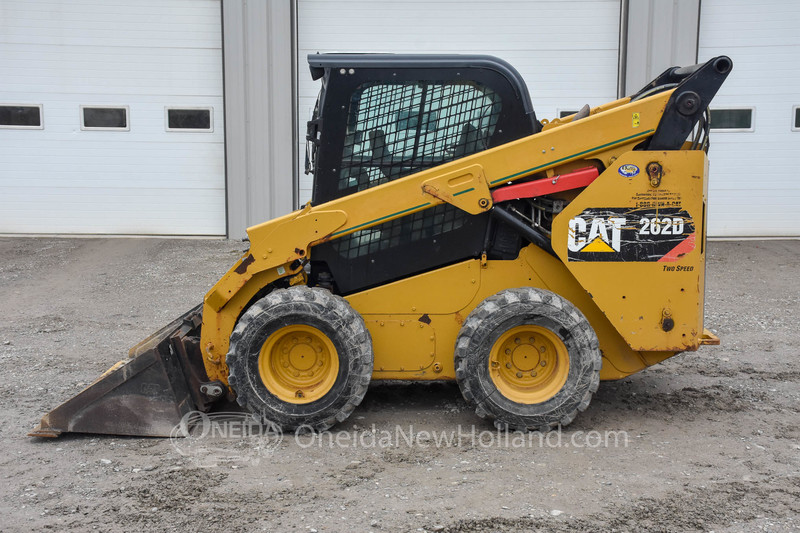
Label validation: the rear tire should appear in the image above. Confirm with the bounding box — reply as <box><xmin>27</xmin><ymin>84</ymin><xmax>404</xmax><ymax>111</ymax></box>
<box><xmin>454</xmin><ymin>287</ymin><xmax>601</xmax><ymax>432</ymax></box>
<box><xmin>226</xmin><ymin>286</ymin><xmax>373</xmax><ymax>432</ymax></box>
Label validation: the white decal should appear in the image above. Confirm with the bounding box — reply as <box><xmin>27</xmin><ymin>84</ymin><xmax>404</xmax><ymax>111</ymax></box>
<box><xmin>568</xmin><ymin>217</ymin><xmax>587</xmax><ymax>252</ymax></box>
<box><xmin>568</xmin><ymin>216</ymin><xmax>625</xmax><ymax>253</ymax></box>
<box><xmin>638</xmin><ymin>217</ymin><xmax>684</xmax><ymax>235</ymax></box>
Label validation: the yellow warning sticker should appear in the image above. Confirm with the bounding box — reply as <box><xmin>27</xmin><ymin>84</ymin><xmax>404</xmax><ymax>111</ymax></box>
<box><xmin>632</xmin><ymin>112</ymin><xmax>640</xmax><ymax>128</ymax></box>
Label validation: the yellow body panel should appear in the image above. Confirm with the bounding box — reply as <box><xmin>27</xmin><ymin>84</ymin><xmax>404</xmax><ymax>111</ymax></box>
<box><xmin>364</xmin><ymin>319</ymin><xmax>437</xmax><ymax>373</ymax></box>
<box><xmin>420</xmin><ymin>164</ymin><xmax>492</xmax><ymax>215</ymax></box>
<box><xmin>198</xmin><ymin>88</ymin><xmax>710</xmax><ymax>386</ymax></box>
<box><xmin>552</xmin><ymin>151</ymin><xmax>708</xmax><ymax>352</ymax></box>
<box><xmin>348</xmin><ymin>245</ymin><xmax>667</xmax><ymax>381</ymax></box>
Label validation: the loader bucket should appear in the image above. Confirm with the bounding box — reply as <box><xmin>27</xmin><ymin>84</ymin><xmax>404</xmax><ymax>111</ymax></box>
<box><xmin>29</xmin><ymin>305</ymin><xmax>212</xmax><ymax>438</ymax></box>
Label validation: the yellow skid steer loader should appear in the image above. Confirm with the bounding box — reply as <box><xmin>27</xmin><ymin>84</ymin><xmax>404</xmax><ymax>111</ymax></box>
<box><xmin>31</xmin><ymin>54</ymin><xmax>731</xmax><ymax>437</ymax></box>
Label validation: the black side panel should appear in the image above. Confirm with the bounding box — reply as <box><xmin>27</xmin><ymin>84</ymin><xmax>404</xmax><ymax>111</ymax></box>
<box><xmin>313</xmin><ymin>205</ymin><xmax>488</xmax><ymax>294</ymax></box>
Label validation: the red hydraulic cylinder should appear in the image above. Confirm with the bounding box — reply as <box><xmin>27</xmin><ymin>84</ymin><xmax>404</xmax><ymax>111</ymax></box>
<box><xmin>491</xmin><ymin>166</ymin><xmax>600</xmax><ymax>203</ymax></box>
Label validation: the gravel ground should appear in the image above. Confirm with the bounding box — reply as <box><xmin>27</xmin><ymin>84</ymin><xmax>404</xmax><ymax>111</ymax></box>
<box><xmin>0</xmin><ymin>237</ymin><xmax>797</xmax><ymax>532</ymax></box>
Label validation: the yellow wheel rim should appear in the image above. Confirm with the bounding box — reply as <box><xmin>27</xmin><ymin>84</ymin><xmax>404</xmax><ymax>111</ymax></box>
<box><xmin>488</xmin><ymin>325</ymin><xmax>570</xmax><ymax>404</ymax></box>
<box><xmin>258</xmin><ymin>324</ymin><xmax>339</xmax><ymax>404</ymax></box>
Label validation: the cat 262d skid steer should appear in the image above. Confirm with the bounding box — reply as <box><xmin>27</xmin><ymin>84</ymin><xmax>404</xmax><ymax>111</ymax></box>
<box><xmin>31</xmin><ymin>54</ymin><xmax>731</xmax><ymax>437</ymax></box>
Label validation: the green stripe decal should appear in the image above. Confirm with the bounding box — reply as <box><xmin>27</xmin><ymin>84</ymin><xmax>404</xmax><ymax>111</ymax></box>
<box><xmin>489</xmin><ymin>129</ymin><xmax>655</xmax><ymax>185</ymax></box>
<box><xmin>330</xmin><ymin>130</ymin><xmax>653</xmax><ymax>239</ymax></box>
<box><xmin>331</xmin><ymin>202</ymin><xmax>431</xmax><ymax>237</ymax></box>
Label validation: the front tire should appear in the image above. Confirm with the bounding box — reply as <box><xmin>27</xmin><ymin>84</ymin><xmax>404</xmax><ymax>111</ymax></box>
<box><xmin>455</xmin><ymin>287</ymin><xmax>601</xmax><ymax>431</ymax></box>
<box><xmin>226</xmin><ymin>286</ymin><xmax>373</xmax><ymax>431</ymax></box>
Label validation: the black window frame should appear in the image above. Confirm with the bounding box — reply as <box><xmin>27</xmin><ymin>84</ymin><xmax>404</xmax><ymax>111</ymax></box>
<box><xmin>709</xmin><ymin>107</ymin><xmax>754</xmax><ymax>132</ymax></box>
<box><xmin>0</xmin><ymin>104</ymin><xmax>44</xmax><ymax>129</ymax></box>
<box><xmin>307</xmin><ymin>56</ymin><xmax>539</xmax><ymax>205</ymax></box>
<box><xmin>164</xmin><ymin>107</ymin><xmax>213</xmax><ymax>132</ymax></box>
<box><xmin>80</xmin><ymin>105</ymin><xmax>130</xmax><ymax>131</ymax></box>
<box><xmin>792</xmin><ymin>105</ymin><xmax>799</xmax><ymax>132</ymax></box>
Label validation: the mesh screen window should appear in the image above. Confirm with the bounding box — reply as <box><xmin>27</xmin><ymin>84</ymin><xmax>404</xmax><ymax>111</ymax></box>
<box><xmin>331</xmin><ymin>203</ymin><xmax>469</xmax><ymax>259</ymax></box>
<box><xmin>338</xmin><ymin>82</ymin><xmax>501</xmax><ymax>193</ymax></box>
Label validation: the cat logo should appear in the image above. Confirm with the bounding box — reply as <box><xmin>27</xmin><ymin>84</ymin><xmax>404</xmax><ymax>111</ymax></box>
<box><xmin>567</xmin><ymin>207</ymin><xmax>695</xmax><ymax>262</ymax></box>
<box><xmin>568</xmin><ymin>216</ymin><xmax>625</xmax><ymax>253</ymax></box>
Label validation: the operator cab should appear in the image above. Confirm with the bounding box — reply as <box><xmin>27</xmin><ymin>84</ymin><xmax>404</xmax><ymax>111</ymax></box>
<box><xmin>305</xmin><ymin>54</ymin><xmax>540</xmax><ymax>293</ymax></box>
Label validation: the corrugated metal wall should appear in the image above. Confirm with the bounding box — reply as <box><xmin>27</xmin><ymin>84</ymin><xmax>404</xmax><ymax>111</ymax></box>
<box><xmin>222</xmin><ymin>0</ymin><xmax>296</xmax><ymax>240</ymax></box>
<box><xmin>622</xmin><ymin>0</ymin><xmax>700</xmax><ymax>94</ymax></box>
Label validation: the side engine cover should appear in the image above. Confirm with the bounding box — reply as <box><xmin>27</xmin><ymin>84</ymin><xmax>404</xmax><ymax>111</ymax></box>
<box><xmin>552</xmin><ymin>150</ymin><xmax>708</xmax><ymax>352</ymax></box>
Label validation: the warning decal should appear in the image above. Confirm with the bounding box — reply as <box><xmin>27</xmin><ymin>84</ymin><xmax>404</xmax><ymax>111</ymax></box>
<box><xmin>567</xmin><ymin>208</ymin><xmax>695</xmax><ymax>262</ymax></box>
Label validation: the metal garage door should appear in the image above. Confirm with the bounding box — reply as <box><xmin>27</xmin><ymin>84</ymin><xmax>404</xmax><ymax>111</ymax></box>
<box><xmin>0</xmin><ymin>0</ymin><xmax>225</xmax><ymax>235</ymax></box>
<box><xmin>699</xmin><ymin>0</ymin><xmax>800</xmax><ymax>237</ymax></box>
<box><xmin>296</xmin><ymin>0</ymin><xmax>622</xmax><ymax>204</ymax></box>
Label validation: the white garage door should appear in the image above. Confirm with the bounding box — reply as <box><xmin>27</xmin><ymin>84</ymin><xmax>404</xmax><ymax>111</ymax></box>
<box><xmin>0</xmin><ymin>0</ymin><xmax>225</xmax><ymax>235</ymax></box>
<box><xmin>699</xmin><ymin>0</ymin><xmax>800</xmax><ymax>237</ymax></box>
<box><xmin>297</xmin><ymin>0</ymin><xmax>621</xmax><ymax>204</ymax></box>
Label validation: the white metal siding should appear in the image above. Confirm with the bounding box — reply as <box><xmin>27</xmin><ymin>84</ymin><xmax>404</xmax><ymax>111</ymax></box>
<box><xmin>699</xmin><ymin>0</ymin><xmax>800</xmax><ymax>237</ymax></box>
<box><xmin>297</xmin><ymin>0</ymin><xmax>621</xmax><ymax>204</ymax></box>
<box><xmin>0</xmin><ymin>0</ymin><xmax>225</xmax><ymax>235</ymax></box>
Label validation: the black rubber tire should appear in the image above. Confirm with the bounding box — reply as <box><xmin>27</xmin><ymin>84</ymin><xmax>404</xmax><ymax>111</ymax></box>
<box><xmin>454</xmin><ymin>287</ymin><xmax>601</xmax><ymax>432</ymax></box>
<box><xmin>226</xmin><ymin>286</ymin><xmax>373</xmax><ymax>432</ymax></box>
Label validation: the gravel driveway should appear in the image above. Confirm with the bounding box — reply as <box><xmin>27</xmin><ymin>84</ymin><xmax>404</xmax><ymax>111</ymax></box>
<box><xmin>0</xmin><ymin>237</ymin><xmax>797</xmax><ymax>532</ymax></box>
